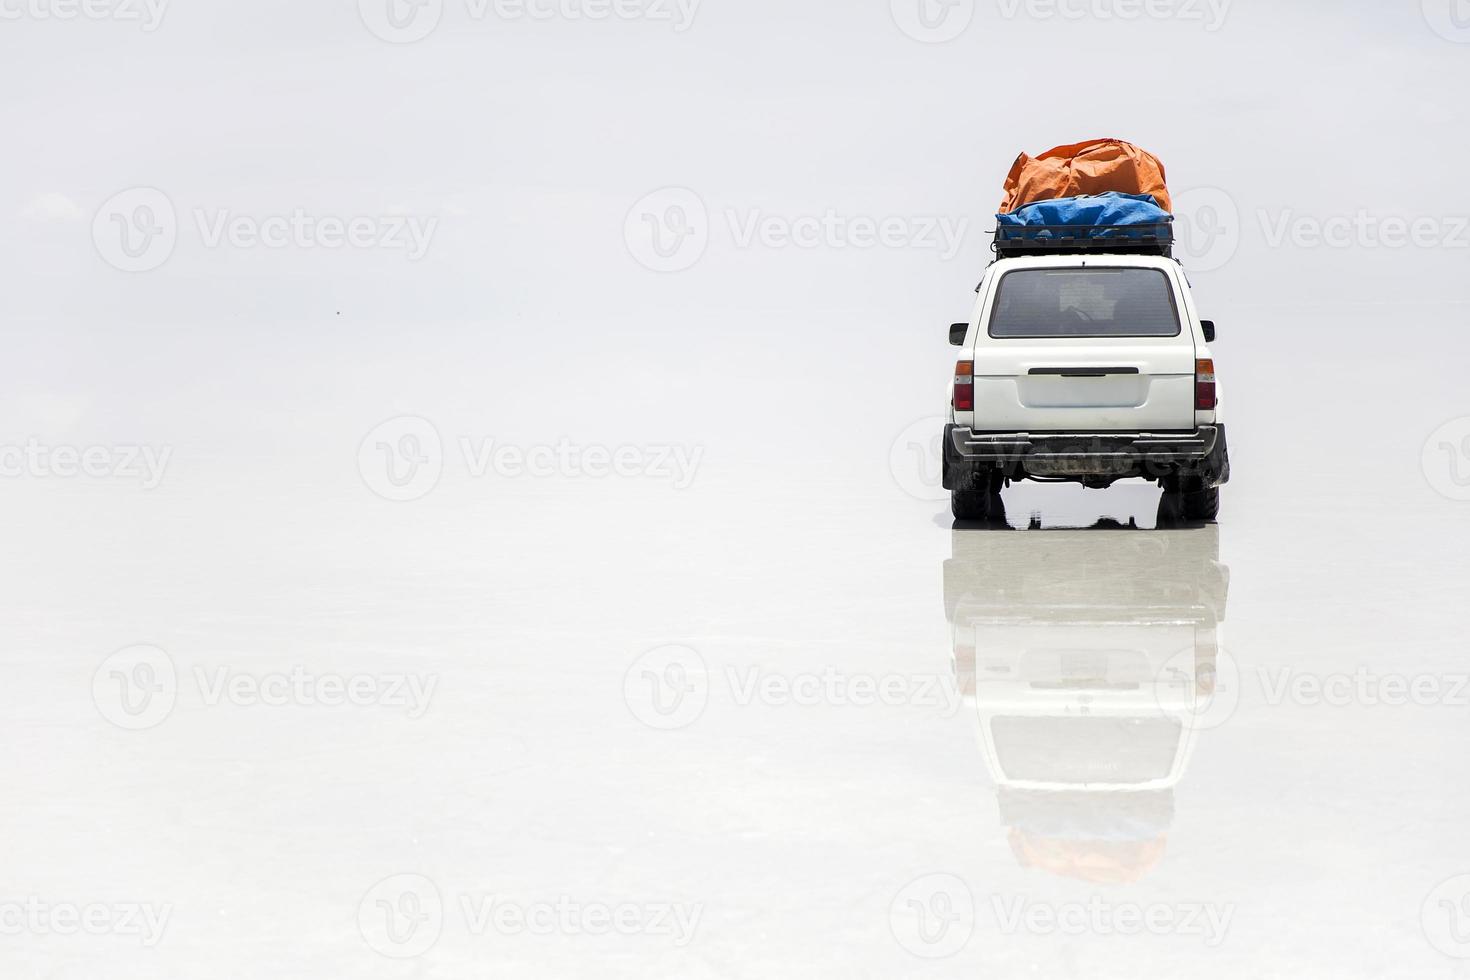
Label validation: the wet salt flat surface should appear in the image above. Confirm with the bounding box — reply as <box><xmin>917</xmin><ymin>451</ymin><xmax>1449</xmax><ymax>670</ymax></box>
<box><xmin>3</xmin><ymin>458</ymin><xmax>1468</xmax><ymax>979</ymax></box>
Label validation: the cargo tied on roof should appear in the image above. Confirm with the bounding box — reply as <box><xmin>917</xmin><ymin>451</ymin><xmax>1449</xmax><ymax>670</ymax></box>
<box><xmin>999</xmin><ymin>139</ymin><xmax>1172</xmax><ymax>215</ymax></box>
<box><xmin>994</xmin><ymin>192</ymin><xmax>1174</xmax><ymax>258</ymax></box>
<box><xmin>991</xmin><ymin>140</ymin><xmax>1176</xmax><ymax>258</ymax></box>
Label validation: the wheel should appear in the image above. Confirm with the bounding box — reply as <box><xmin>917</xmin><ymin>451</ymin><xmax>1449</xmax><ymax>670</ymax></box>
<box><xmin>951</xmin><ymin>488</ymin><xmax>992</xmax><ymax>521</ymax></box>
<box><xmin>951</xmin><ymin>470</ymin><xmax>1004</xmax><ymax>522</ymax></box>
<box><xmin>1181</xmin><ymin>485</ymin><xmax>1220</xmax><ymax>521</ymax></box>
<box><xmin>1155</xmin><ymin>490</ymin><xmax>1184</xmax><ymax>528</ymax></box>
<box><xmin>1161</xmin><ymin>475</ymin><xmax>1220</xmax><ymax>523</ymax></box>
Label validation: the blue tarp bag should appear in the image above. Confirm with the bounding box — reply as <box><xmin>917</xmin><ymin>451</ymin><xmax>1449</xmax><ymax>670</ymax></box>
<box><xmin>995</xmin><ymin>192</ymin><xmax>1173</xmax><ymax>248</ymax></box>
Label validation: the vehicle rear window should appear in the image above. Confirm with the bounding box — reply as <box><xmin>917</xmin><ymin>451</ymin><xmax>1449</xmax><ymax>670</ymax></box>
<box><xmin>991</xmin><ymin>716</ymin><xmax>1182</xmax><ymax>784</ymax></box>
<box><xmin>989</xmin><ymin>268</ymin><xmax>1181</xmax><ymax>339</ymax></box>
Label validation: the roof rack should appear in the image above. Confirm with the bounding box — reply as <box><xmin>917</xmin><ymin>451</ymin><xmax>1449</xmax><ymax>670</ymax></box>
<box><xmin>992</xmin><ymin>222</ymin><xmax>1174</xmax><ymax>259</ymax></box>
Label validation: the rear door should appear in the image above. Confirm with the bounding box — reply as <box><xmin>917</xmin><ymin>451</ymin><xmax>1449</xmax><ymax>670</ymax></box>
<box><xmin>971</xmin><ymin>264</ymin><xmax>1197</xmax><ymax>432</ymax></box>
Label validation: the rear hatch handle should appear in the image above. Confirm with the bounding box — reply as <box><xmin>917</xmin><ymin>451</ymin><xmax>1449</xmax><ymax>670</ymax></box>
<box><xmin>1028</xmin><ymin>367</ymin><xmax>1142</xmax><ymax>379</ymax></box>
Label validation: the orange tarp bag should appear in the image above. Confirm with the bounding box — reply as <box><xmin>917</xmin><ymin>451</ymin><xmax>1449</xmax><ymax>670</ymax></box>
<box><xmin>999</xmin><ymin>139</ymin><xmax>1172</xmax><ymax>215</ymax></box>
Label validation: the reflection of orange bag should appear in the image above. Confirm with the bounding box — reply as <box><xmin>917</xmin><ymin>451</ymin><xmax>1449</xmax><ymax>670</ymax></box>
<box><xmin>999</xmin><ymin>139</ymin><xmax>1171</xmax><ymax>214</ymax></box>
<box><xmin>1009</xmin><ymin>829</ymin><xmax>1169</xmax><ymax>885</ymax></box>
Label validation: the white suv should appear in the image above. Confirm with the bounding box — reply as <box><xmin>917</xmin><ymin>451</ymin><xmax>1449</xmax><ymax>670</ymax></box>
<box><xmin>944</xmin><ymin>252</ymin><xmax>1230</xmax><ymax>522</ymax></box>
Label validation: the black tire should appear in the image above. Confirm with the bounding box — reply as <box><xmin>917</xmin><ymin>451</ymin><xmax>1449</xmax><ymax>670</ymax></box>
<box><xmin>951</xmin><ymin>488</ymin><xmax>992</xmax><ymax>521</ymax></box>
<box><xmin>1155</xmin><ymin>490</ymin><xmax>1184</xmax><ymax>528</ymax></box>
<box><xmin>1181</xmin><ymin>485</ymin><xmax>1221</xmax><ymax>522</ymax></box>
<box><xmin>952</xmin><ymin>471</ymin><xmax>1004</xmax><ymax>522</ymax></box>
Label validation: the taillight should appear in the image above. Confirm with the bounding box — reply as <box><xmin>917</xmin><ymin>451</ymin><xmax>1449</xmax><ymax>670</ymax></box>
<box><xmin>954</xmin><ymin>361</ymin><xmax>974</xmax><ymax>412</ymax></box>
<box><xmin>1196</xmin><ymin>358</ymin><xmax>1216</xmax><ymax>411</ymax></box>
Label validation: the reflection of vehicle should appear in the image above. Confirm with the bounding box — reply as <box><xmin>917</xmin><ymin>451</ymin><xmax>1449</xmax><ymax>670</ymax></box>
<box><xmin>943</xmin><ymin>522</ymin><xmax>1229</xmax><ymax>883</ymax></box>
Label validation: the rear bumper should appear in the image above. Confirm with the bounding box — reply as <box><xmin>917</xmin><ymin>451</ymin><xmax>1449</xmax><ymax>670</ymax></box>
<box><xmin>944</xmin><ymin>424</ymin><xmax>1230</xmax><ymax>486</ymax></box>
